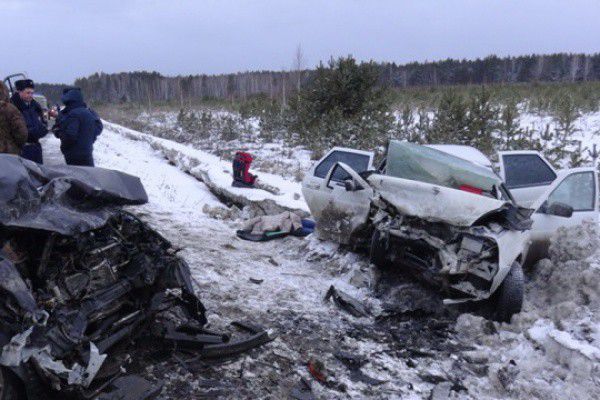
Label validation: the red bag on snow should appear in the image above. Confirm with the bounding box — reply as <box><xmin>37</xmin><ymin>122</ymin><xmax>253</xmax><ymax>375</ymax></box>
<box><xmin>232</xmin><ymin>151</ymin><xmax>256</xmax><ymax>186</ymax></box>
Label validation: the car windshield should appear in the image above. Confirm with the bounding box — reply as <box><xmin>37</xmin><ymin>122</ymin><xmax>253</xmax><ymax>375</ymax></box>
<box><xmin>385</xmin><ymin>141</ymin><xmax>502</xmax><ymax>192</ymax></box>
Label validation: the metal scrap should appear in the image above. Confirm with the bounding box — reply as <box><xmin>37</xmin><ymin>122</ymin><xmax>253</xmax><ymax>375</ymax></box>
<box><xmin>324</xmin><ymin>285</ymin><xmax>369</xmax><ymax>318</ymax></box>
<box><xmin>68</xmin><ymin>343</ymin><xmax>107</xmax><ymax>388</ymax></box>
<box><xmin>0</xmin><ymin>210</ymin><xmax>272</xmax><ymax>398</ymax></box>
<box><xmin>0</xmin><ymin>327</ymin><xmax>32</xmax><ymax>367</ymax></box>
<box><xmin>334</xmin><ymin>350</ymin><xmax>387</xmax><ymax>386</ymax></box>
<box><xmin>96</xmin><ymin>376</ymin><xmax>163</xmax><ymax>400</ymax></box>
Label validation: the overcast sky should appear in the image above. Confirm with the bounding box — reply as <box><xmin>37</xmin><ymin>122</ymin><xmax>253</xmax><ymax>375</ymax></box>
<box><xmin>1</xmin><ymin>0</ymin><xmax>598</xmax><ymax>83</ymax></box>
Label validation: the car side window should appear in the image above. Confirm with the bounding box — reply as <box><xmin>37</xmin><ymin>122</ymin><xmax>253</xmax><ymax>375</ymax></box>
<box><xmin>314</xmin><ymin>151</ymin><xmax>370</xmax><ymax>179</ymax></box>
<box><xmin>546</xmin><ymin>172</ymin><xmax>595</xmax><ymax>211</ymax></box>
<box><xmin>503</xmin><ymin>154</ymin><xmax>557</xmax><ymax>188</ymax></box>
<box><xmin>327</xmin><ymin>164</ymin><xmax>351</xmax><ymax>184</ymax></box>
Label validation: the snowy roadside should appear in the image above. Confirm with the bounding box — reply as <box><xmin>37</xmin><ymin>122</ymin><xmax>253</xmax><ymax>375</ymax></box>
<box><xmin>41</xmin><ymin>123</ymin><xmax>600</xmax><ymax>399</ymax></box>
<box><xmin>102</xmin><ymin>121</ymin><xmax>308</xmax><ymax>215</ymax></box>
<box><xmin>455</xmin><ymin>221</ymin><xmax>600</xmax><ymax>400</ymax></box>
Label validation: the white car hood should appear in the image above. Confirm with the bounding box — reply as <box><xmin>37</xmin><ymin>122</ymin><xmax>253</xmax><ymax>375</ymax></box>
<box><xmin>368</xmin><ymin>174</ymin><xmax>510</xmax><ymax>227</ymax></box>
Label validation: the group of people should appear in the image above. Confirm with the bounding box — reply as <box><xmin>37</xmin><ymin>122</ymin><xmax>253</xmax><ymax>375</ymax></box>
<box><xmin>0</xmin><ymin>79</ymin><xmax>102</xmax><ymax>166</ymax></box>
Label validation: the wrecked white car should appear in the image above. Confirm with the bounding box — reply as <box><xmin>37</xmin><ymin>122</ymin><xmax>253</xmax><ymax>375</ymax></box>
<box><xmin>303</xmin><ymin>141</ymin><xmax>534</xmax><ymax>322</ymax></box>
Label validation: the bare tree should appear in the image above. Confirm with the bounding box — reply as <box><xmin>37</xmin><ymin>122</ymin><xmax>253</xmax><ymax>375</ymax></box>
<box><xmin>292</xmin><ymin>44</ymin><xmax>305</xmax><ymax>91</ymax></box>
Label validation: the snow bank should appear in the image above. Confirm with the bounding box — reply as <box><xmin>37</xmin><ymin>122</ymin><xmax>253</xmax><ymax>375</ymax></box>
<box><xmin>103</xmin><ymin>121</ymin><xmax>309</xmax><ymax>216</ymax></box>
<box><xmin>456</xmin><ymin>221</ymin><xmax>600</xmax><ymax>399</ymax></box>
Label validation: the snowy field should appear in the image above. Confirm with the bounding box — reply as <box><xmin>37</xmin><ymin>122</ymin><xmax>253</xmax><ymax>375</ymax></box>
<box><xmin>41</xmin><ymin>121</ymin><xmax>600</xmax><ymax>399</ymax></box>
<box><xmin>133</xmin><ymin>107</ymin><xmax>600</xmax><ymax>169</ymax></box>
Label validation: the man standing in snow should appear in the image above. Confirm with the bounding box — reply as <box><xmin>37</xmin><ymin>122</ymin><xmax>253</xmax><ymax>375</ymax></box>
<box><xmin>0</xmin><ymin>83</ymin><xmax>27</xmax><ymax>155</ymax></box>
<box><xmin>10</xmin><ymin>79</ymin><xmax>48</xmax><ymax>163</ymax></box>
<box><xmin>54</xmin><ymin>87</ymin><xmax>103</xmax><ymax>167</ymax></box>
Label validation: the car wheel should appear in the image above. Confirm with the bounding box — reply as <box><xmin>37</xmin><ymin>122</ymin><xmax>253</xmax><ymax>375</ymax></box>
<box><xmin>0</xmin><ymin>367</ymin><xmax>25</xmax><ymax>400</ymax></box>
<box><xmin>370</xmin><ymin>229</ymin><xmax>389</xmax><ymax>268</ymax></box>
<box><xmin>492</xmin><ymin>261</ymin><xmax>524</xmax><ymax>323</ymax></box>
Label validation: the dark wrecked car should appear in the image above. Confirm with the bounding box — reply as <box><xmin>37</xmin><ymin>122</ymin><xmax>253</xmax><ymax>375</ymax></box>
<box><xmin>0</xmin><ymin>155</ymin><xmax>271</xmax><ymax>399</ymax></box>
<box><xmin>302</xmin><ymin>141</ymin><xmax>534</xmax><ymax>322</ymax></box>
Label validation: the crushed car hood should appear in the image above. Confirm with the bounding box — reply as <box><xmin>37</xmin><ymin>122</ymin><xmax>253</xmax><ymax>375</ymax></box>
<box><xmin>368</xmin><ymin>174</ymin><xmax>518</xmax><ymax>227</ymax></box>
<box><xmin>0</xmin><ymin>155</ymin><xmax>148</xmax><ymax>235</ymax></box>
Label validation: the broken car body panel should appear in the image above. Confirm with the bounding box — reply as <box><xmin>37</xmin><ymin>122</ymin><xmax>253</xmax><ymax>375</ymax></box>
<box><xmin>0</xmin><ymin>154</ymin><xmax>148</xmax><ymax>235</ymax></box>
<box><xmin>368</xmin><ymin>174</ymin><xmax>508</xmax><ymax>227</ymax></box>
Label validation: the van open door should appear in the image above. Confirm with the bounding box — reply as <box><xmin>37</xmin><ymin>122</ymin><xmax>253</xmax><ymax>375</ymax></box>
<box><xmin>498</xmin><ymin>151</ymin><xmax>558</xmax><ymax>207</ymax></box>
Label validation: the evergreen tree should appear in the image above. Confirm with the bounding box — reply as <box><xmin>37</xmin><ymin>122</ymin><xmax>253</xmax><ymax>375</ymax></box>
<box><xmin>466</xmin><ymin>87</ymin><xmax>499</xmax><ymax>154</ymax></box>
<box><xmin>287</xmin><ymin>56</ymin><xmax>393</xmax><ymax>150</ymax></box>
<box><xmin>429</xmin><ymin>91</ymin><xmax>469</xmax><ymax>144</ymax></box>
<box><xmin>498</xmin><ymin>100</ymin><xmax>525</xmax><ymax>150</ymax></box>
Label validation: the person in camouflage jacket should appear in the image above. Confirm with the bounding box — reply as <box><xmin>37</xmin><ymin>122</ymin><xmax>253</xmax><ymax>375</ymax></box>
<box><xmin>0</xmin><ymin>83</ymin><xmax>27</xmax><ymax>155</ymax></box>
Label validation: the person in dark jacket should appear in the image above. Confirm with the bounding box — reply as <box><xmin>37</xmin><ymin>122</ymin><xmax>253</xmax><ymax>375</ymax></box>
<box><xmin>0</xmin><ymin>83</ymin><xmax>27</xmax><ymax>155</ymax></box>
<box><xmin>10</xmin><ymin>79</ymin><xmax>48</xmax><ymax>163</ymax></box>
<box><xmin>54</xmin><ymin>87</ymin><xmax>102</xmax><ymax>166</ymax></box>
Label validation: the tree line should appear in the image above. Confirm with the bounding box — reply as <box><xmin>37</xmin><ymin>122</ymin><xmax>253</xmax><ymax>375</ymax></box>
<box><xmin>37</xmin><ymin>53</ymin><xmax>600</xmax><ymax>104</ymax></box>
<box><xmin>120</xmin><ymin>56</ymin><xmax>592</xmax><ymax>168</ymax></box>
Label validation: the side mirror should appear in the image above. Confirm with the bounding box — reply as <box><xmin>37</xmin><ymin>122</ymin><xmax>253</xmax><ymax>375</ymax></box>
<box><xmin>344</xmin><ymin>180</ymin><xmax>363</xmax><ymax>191</ymax></box>
<box><xmin>546</xmin><ymin>201</ymin><xmax>574</xmax><ymax>218</ymax></box>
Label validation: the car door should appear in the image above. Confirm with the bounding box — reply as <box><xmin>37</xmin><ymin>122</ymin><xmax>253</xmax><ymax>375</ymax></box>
<box><xmin>498</xmin><ymin>151</ymin><xmax>558</xmax><ymax>207</ymax></box>
<box><xmin>526</xmin><ymin>168</ymin><xmax>598</xmax><ymax>264</ymax></box>
<box><xmin>313</xmin><ymin>162</ymin><xmax>373</xmax><ymax>244</ymax></box>
<box><xmin>302</xmin><ymin>148</ymin><xmax>374</xmax><ymax>219</ymax></box>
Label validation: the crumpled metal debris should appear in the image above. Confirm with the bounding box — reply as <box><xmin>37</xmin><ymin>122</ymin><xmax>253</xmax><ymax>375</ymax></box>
<box><xmin>334</xmin><ymin>350</ymin><xmax>386</xmax><ymax>386</ymax></box>
<box><xmin>324</xmin><ymin>285</ymin><xmax>369</xmax><ymax>318</ymax></box>
<box><xmin>96</xmin><ymin>375</ymin><xmax>163</xmax><ymax>400</ymax></box>
<box><xmin>0</xmin><ymin>209</ymin><xmax>272</xmax><ymax>399</ymax></box>
<box><xmin>0</xmin><ymin>154</ymin><xmax>148</xmax><ymax>235</ymax></box>
<box><xmin>68</xmin><ymin>343</ymin><xmax>107</xmax><ymax>387</ymax></box>
<box><xmin>0</xmin><ymin>327</ymin><xmax>33</xmax><ymax>367</ymax></box>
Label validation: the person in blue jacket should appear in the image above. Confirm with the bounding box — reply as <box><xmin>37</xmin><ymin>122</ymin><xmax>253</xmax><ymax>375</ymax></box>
<box><xmin>10</xmin><ymin>79</ymin><xmax>48</xmax><ymax>163</ymax></box>
<box><xmin>54</xmin><ymin>87</ymin><xmax>103</xmax><ymax>167</ymax></box>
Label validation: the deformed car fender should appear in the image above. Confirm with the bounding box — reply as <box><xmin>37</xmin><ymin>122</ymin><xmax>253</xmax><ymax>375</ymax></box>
<box><xmin>484</xmin><ymin>228</ymin><xmax>529</xmax><ymax>296</ymax></box>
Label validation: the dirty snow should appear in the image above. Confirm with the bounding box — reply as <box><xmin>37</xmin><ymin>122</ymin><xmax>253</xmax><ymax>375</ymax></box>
<box><xmin>41</xmin><ymin>119</ymin><xmax>600</xmax><ymax>399</ymax></box>
<box><xmin>455</xmin><ymin>221</ymin><xmax>600</xmax><ymax>400</ymax></box>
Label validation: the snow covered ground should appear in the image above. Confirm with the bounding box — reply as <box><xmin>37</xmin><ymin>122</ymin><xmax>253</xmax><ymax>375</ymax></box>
<box><xmin>41</xmin><ymin>121</ymin><xmax>600</xmax><ymax>399</ymax></box>
<box><xmin>132</xmin><ymin>109</ymin><xmax>314</xmax><ymax>181</ymax></box>
<box><xmin>103</xmin><ymin>121</ymin><xmax>308</xmax><ymax>214</ymax></box>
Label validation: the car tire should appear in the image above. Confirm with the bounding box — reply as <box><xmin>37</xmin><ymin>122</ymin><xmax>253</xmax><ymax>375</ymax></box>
<box><xmin>492</xmin><ymin>261</ymin><xmax>524</xmax><ymax>323</ymax></box>
<box><xmin>0</xmin><ymin>367</ymin><xmax>25</xmax><ymax>400</ymax></box>
<box><xmin>370</xmin><ymin>229</ymin><xmax>389</xmax><ymax>268</ymax></box>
